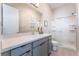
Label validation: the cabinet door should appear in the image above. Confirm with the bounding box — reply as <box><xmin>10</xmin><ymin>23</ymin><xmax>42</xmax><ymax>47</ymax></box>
<box><xmin>48</xmin><ymin>38</ymin><xmax>52</xmax><ymax>53</ymax></box>
<box><xmin>0</xmin><ymin>3</ymin><xmax>1</xmax><ymax>35</ymax></box>
<box><xmin>44</xmin><ymin>41</ymin><xmax>48</xmax><ymax>56</ymax></box>
<box><xmin>40</xmin><ymin>41</ymin><xmax>48</xmax><ymax>56</ymax></box>
<box><xmin>33</xmin><ymin>46</ymin><xmax>41</xmax><ymax>56</ymax></box>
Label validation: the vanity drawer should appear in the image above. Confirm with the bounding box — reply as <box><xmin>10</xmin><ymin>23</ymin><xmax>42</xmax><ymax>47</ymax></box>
<box><xmin>11</xmin><ymin>43</ymin><xmax>32</xmax><ymax>56</ymax></box>
<box><xmin>33</xmin><ymin>38</ymin><xmax>48</xmax><ymax>48</ymax></box>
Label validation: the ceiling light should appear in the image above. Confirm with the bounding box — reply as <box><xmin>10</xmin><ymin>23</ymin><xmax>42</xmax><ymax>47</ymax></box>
<box><xmin>31</xmin><ymin>3</ymin><xmax>40</xmax><ymax>8</ymax></box>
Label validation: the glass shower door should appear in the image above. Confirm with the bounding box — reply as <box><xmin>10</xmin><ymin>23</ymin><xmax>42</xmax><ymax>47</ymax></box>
<box><xmin>51</xmin><ymin>15</ymin><xmax>77</xmax><ymax>50</ymax></box>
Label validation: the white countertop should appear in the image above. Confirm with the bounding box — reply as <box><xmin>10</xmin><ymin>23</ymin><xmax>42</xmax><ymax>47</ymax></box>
<box><xmin>1</xmin><ymin>33</ymin><xmax>51</xmax><ymax>53</ymax></box>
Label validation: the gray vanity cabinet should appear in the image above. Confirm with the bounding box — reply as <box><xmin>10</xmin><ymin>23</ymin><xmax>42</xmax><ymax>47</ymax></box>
<box><xmin>1</xmin><ymin>36</ymin><xmax>51</xmax><ymax>56</ymax></box>
<box><xmin>2</xmin><ymin>51</ymin><xmax>11</xmax><ymax>56</ymax></box>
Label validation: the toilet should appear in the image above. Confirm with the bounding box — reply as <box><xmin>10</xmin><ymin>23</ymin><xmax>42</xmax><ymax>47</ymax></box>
<box><xmin>51</xmin><ymin>40</ymin><xmax>59</xmax><ymax>52</ymax></box>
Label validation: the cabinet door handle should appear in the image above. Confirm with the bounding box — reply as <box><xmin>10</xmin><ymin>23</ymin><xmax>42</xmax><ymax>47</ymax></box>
<box><xmin>40</xmin><ymin>41</ymin><xmax>46</xmax><ymax>46</ymax></box>
<box><xmin>20</xmin><ymin>50</ymin><xmax>31</xmax><ymax>56</ymax></box>
<box><xmin>26</xmin><ymin>50</ymin><xmax>30</xmax><ymax>53</ymax></box>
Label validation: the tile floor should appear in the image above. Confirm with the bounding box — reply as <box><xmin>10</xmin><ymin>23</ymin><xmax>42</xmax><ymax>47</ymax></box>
<box><xmin>50</xmin><ymin>47</ymin><xmax>78</xmax><ymax>56</ymax></box>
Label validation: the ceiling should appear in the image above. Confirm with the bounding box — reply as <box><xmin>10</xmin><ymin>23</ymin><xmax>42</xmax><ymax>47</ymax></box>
<box><xmin>48</xmin><ymin>3</ymin><xmax>76</xmax><ymax>10</ymax></box>
<box><xmin>48</xmin><ymin>3</ymin><xmax>65</xmax><ymax>10</ymax></box>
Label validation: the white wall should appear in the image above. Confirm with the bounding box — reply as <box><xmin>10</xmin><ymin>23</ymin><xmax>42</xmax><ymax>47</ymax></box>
<box><xmin>38</xmin><ymin>4</ymin><xmax>53</xmax><ymax>33</ymax></box>
<box><xmin>76</xmin><ymin>4</ymin><xmax>79</xmax><ymax>51</ymax></box>
<box><xmin>53</xmin><ymin>4</ymin><xmax>76</xmax><ymax>18</ymax></box>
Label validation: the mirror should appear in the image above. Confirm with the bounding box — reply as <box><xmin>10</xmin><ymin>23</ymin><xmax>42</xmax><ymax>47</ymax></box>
<box><xmin>2</xmin><ymin>3</ymin><xmax>42</xmax><ymax>37</ymax></box>
<box><xmin>3</xmin><ymin>4</ymin><xmax>19</xmax><ymax>36</ymax></box>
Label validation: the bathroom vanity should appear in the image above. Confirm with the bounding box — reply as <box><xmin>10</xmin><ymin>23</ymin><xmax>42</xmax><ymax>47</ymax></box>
<box><xmin>1</xmin><ymin>33</ymin><xmax>52</xmax><ymax>56</ymax></box>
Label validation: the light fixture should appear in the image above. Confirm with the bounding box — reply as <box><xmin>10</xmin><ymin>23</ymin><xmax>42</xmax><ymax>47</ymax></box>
<box><xmin>31</xmin><ymin>3</ymin><xmax>40</xmax><ymax>8</ymax></box>
<box><xmin>35</xmin><ymin>3</ymin><xmax>40</xmax><ymax>7</ymax></box>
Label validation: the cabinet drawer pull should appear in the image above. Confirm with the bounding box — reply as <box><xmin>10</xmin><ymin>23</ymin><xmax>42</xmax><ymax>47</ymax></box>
<box><xmin>40</xmin><ymin>41</ymin><xmax>46</xmax><ymax>46</ymax></box>
<box><xmin>26</xmin><ymin>50</ymin><xmax>30</xmax><ymax>53</ymax></box>
<box><xmin>20</xmin><ymin>50</ymin><xmax>31</xmax><ymax>56</ymax></box>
